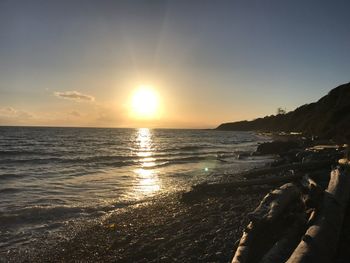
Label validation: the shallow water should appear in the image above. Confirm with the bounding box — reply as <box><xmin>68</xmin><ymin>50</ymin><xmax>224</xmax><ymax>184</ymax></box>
<box><xmin>0</xmin><ymin>127</ymin><xmax>272</xmax><ymax>254</ymax></box>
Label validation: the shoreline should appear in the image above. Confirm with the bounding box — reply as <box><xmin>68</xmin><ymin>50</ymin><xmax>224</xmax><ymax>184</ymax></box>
<box><xmin>5</xmin><ymin>135</ymin><xmax>349</xmax><ymax>262</ymax></box>
<box><xmin>1</xmin><ymin>137</ymin><xmax>303</xmax><ymax>262</ymax></box>
<box><xmin>18</xmin><ymin>187</ymin><xmax>270</xmax><ymax>263</ymax></box>
<box><xmin>0</xmin><ymin>128</ymin><xmax>272</xmax><ymax>260</ymax></box>
<box><xmin>5</xmin><ymin>156</ymin><xmax>276</xmax><ymax>262</ymax></box>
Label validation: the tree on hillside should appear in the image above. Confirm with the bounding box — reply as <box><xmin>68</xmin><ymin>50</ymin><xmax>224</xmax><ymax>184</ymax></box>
<box><xmin>276</xmin><ymin>107</ymin><xmax>287</xmax><ymax>115</ymax></box>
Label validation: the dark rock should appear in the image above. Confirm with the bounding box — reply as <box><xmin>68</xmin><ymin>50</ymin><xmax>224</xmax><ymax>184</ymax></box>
<box><xmin>301</xmin><ymin>151</ymin><xmax>343</xmax><ymax>164</ymax></box>
<box><xmin>256</xmin><ymin>141</ymin><xmax>299</xmax><ymax>155</ymax></box>
<box><xmin>270</xmin><ymin>158</ymin><xmax>287</xmax><ymax>167</ymax></box>
<box><xmin>295</xmin><ymin>150</ymin><xmax>312</xmax><ymax>162</ymax></box>
<box><xmin>280</xmin><ymin>149</ymin><xmax>301</xmax><ymax>162</ymax></box>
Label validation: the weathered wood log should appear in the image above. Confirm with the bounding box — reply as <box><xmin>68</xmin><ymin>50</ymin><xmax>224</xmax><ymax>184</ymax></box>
<box><xmin>231</xmin><ymin>183</ymin><xmax>302</xmax><ymax>263</ymax></box>
<box><xmin>235</xmin><ymin>160</ymin><xmax>334</xmax><ymax>179</ymax></box>
<box><xmin>300</xmin><ymin>175</ymin><xmax>318</xmax><ymax>190</ymax></box>
<box><xmin>231</xmin><ymin>222</ymin><xmax>254</xmax><ymax>263</ymax></box>
<box><xmin>191</xmin><ymin>173</ymin><xmax>303</xmax><ymax>195</ymax></box>
<box><xmin>300</xmin><ymin>175</ymin><xmax>324</xmax><ymax>210</ymax></box>
<box><xmin>260</xmin><ymin>217</ymin><xmax>306</xmax><ymax>263</ymax></box>
<box><xmin>248</xmin><ymin>183</ymin><xmax>301</xmax><ymax>223</ymax></box>
<box><xmin>339</xmin><ymin>158</ymin><xmax>350</xmax><ymax>165</ymax></box>
<box><xmin>286</xmin><ymin>165</ymin><xmax>350</xmax><ymax>263</ymax></box>
<box><xmin>231</xmin><ymin>220</ymin><xmax>282</xmax><ymax>263</ymax></box>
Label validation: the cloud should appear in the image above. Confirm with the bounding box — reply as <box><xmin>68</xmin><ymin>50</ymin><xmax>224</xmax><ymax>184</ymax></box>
<box><xmin>0</xmin><ymin>107</ymin><xmax>33</xmax><ymax>123</ymax></box>
<box><xmin>54</xmin><ymin>91</ymin><xmax>95</xmax><ymax>102</ymax></box>
<box><xmin>93</xmin><ymin>104</ymin><xmax>126</xmax><ymax>126</ymax></box>
<box><xmin>69</xmin><ymin>111</ymin><xmax>81</xmax><ymax>117</ymax></box>
<box><xmin>2</xmin><ymin>107</ymin><xmax>16</xmax><ymax>114</ymax></box>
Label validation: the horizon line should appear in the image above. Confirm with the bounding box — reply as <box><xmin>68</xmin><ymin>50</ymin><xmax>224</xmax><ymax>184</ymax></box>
<box><xmin>0</xmin><ymin>124</ymin><xmax>216</xmax><ymax>130</ymax></box>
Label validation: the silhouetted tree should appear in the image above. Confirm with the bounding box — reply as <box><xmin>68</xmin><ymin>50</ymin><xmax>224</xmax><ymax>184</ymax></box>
<box><xmin>276</xmin><ymin>107</ymin><xmax>287</xmax><ymax>115</ymax></box>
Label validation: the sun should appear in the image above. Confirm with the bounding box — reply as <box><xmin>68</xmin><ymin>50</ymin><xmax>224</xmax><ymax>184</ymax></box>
<box><xmin>131</xmin><ymin>86</ymin><xmax>159</xmax><ymax>118</ymax></box>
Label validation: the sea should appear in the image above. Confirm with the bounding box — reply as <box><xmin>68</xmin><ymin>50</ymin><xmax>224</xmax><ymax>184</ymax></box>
<box><xmin>0</xmin><ymin>127</ymin><xmax>273</xmax><ymax>256</ymax></box>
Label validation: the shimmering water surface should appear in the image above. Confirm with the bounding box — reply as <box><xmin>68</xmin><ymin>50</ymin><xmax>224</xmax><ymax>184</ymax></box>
<box><xmin>0</xmin><ymin>127</ymin><xmax>272</xmax><ymax>253</ymax></box>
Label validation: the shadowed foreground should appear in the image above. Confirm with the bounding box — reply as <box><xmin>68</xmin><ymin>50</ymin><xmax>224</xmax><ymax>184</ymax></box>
<box><xmin>21</xmin><ymin>190</ymin><xmax>267</xmax><ymax>262</ymax></box>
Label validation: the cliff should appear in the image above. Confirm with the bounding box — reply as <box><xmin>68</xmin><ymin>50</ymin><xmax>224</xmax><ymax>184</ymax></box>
<box><xmin>216</xmin><ymin>82</ymin><xmax>350</xmax><ymax>142</ymax></box>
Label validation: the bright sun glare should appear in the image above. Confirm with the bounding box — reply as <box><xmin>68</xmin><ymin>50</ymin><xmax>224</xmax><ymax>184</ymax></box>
<box><xmin>131</xmin><ymin>86</ymin><xmax>159</xmax><ymax>118</ymax></box>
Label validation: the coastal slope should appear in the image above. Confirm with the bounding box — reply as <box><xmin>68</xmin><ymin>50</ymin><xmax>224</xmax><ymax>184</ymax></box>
<box><xmin>216</xmin><ymin>82</ymin><xmax>350</xmax><ymax>141</ymax></box>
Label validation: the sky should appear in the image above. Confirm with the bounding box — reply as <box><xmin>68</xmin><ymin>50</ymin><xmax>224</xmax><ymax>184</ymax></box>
<box><xmin>1</xmin><ymin>0</ymin><xmax>350</xmax><ymax>128</ymax></box>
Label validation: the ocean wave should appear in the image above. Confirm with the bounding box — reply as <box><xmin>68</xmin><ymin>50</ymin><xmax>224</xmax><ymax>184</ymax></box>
<box><xmin>0</xmin><ymin>200</ymin><xmax>143</xmax><ymax>227</ymax></box>
<box><xmin>0</xmin><ymin>149</ymin><xmax>46</xmax><ymax>156</ymax></box>
<box><xmin>0</xmin><ymin>173</ymin><xmax>27</xmax><ymax>180</ymax></box>
<box><xmin>162</xmin><ymin>144</ymin><xmax>218</xmax><ymax>152</ymax></box>
<box><xmin>0</xmin><ymin>149</ymin><xmax>233</xmax><ymax>165</ymax></box>
<box><xmin>0</xmin><ymin>157</ymin><xmax>65</xmax><ymax>164</ymax></box>
<box><xmin>0</xmin><ymin>205</ymin><xmax>106</xmax><ymax>226</ymax></box>
<box><xmin>0</xmin><ymin>151</ymin><xmax>241</xmax><ymax>174</ymax></box>
<box><xmin>141</xmin><ymin>155</ymin><xmax>219</xmax><ymax>169</ymax></box>
<box><xmin>0</xmin><ymin>187</ymin><xmax>21</xmax><ymax>194</ymax></box>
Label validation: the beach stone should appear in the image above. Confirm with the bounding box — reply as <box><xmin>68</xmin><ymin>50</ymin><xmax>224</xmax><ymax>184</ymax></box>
<box><xmin>280</xmin><ymin>149</ymin><xmax>300</xmax><ymax>162</ymax></box>
<box><xmin>296</xmin><ymin>150</ymin><xmax>312</xmax><ymax>161</ymax></box>
<box><xmin>270</xmin><ymin>158</ymin><xmax>288</xmax><ymax>167</ymax></box>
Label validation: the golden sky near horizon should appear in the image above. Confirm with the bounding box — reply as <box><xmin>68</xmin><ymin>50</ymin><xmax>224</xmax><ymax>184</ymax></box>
<box><xmin>0</xmin><ymin>78</ymin><xmax>261</xmax><ymax>129</ymax></box>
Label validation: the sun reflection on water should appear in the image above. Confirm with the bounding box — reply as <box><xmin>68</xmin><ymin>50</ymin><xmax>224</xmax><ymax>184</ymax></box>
<box><xmin>134</xmin><ymin>168</ymin><xmax>160</xmax><ymax>193</ymax></box>
<box><xmin>134</xmin><ymin>128</ymin><xmax>161</xmax><ymax>195</ymax></box>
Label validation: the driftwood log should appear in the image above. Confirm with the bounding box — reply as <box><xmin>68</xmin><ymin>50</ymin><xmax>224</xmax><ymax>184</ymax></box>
<box><xmin>238</xmin><ymin>161</ymin><xmax>334</xmax><ymax>179</ymax></box>
<box><xmin>231</xmin><ymin>183</ymin><xmax>302</xmax><ymax>263</ymax></box>
<box><xmin>259</xmin><ymin>176</ymin><xmax>324</xmax><ymax>263</ymax></box>
<box><xmin>191</xmin><ymin>173</ymin><xmax>303</xmax><ymax>195</ymax></box>
<box><xmin>231</xmin><ymin>222</ymin><xmax>254</xmax><ymax>263</ymax></box>
<box><xmin>260</xmin><ymin>217</ymin><xmax>306</xmax><ymax>263</ymax></box>
<box><xmin>248</xmin><ymin>183</ymin><xmax>301</xmax><ymax>223</ymax></box>
<box><xmin>230</xmin><ymin>158</ymin><xmax>350</xmax><ymax>263</ymax></box>
<box><xmin>286</xmin><ymin>165</ymin><xmax>350</xmax><ymax>263</ymax></box>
